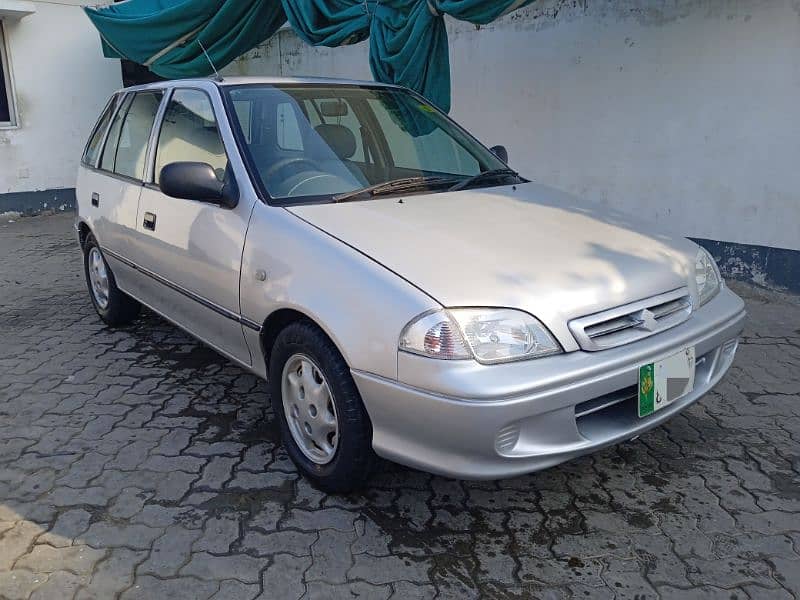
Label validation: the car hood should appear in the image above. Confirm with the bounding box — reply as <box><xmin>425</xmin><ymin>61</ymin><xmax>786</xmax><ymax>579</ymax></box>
<box><xmin>287</xmin><ymin>182</ymin><xmax>698</xmax><ymax>350</ymax></box>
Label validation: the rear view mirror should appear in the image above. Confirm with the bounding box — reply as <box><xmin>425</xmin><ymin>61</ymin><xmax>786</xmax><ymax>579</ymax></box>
<box><xmin>320</xmin><ymin>99</ymin><xmax>348</xmax><ymax>117</ymax></box>
<box><xmin>160</xmin><ymin>162</ymin><xmax>238</xmax><ymax>208</ymax></box>
<box><xmin>490</xmin><ymin>145</ymin><xmax>509</xmax><ymax>163</ymax></box>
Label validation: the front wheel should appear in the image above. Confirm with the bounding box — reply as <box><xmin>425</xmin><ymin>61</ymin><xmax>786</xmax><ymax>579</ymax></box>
<box><xmin>83</xmin><ymin>234</ymin><xmax>141</xmax><ymax>326</ymax></box>
<box><xmin>269</xmin><ymin>321</ymin><xmax>376</xmax><ymax>493</ymax></box>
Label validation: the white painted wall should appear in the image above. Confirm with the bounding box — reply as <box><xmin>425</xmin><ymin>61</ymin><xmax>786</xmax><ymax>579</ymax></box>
<box><xmin>225</xmin><ymin>0</ymin><xmax>800</xmax><ymax>251</ymax></box>
<box><xmin>0</xmin><ymin>0</ymin><xmax>122</xmax><ymax>197</ymax></box>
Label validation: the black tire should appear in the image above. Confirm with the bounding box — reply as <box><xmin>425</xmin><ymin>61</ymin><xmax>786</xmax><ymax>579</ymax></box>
<box><xmin>83</xmin><ymin>234</ymin><xmax>141</xmax><ymax>326</ymax></box>
<box><xmin>269</xmin><ymin>320</ymin><xmax>376</xmax><ymax>493</ymax></box>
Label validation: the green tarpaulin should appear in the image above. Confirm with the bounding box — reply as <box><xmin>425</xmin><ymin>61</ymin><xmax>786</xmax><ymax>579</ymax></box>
<box><xmin>85</xmin><ymin>0</ymin><xmax>534</xmax><ymax>112</ymax></box>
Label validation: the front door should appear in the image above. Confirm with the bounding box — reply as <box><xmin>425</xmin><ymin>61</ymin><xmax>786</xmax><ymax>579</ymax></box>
<box><xmin>127</xmin><ymin>87</ymin><xmax>254</xmax><ymax>365</ymax></box>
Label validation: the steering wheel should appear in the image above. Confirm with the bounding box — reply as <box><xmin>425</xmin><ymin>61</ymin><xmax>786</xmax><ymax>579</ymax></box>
<box><xmin>263</xmin><ymin>157</ymin><xmax>319</xmax><ymax>181</ymax></box>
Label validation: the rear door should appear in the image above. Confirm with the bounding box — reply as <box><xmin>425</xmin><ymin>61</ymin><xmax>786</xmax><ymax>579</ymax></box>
<box><xmin>127</xmin><ymin>85</ymin><xmax>254</xmax><ymax>365</ymax></box>
<box><xmin>78</xmin><ymin>91</ymin><xmax>164</xmax><ymax>291</ymax></box>
<box><xmin>77</xmin><ymin>92</ymin><xmax>134</xmax><ymax>257</ymax></box>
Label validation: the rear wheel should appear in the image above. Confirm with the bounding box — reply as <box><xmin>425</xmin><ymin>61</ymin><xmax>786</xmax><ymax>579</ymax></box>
<box><xmin>83</xmin><ymin>234</ymin><xmax>141</xmax><ymax>326</ymax></box>
<box><xmin>269</xmin><ymin>321</ymin><xmax>376</xmax><ymax>492</ymax></box>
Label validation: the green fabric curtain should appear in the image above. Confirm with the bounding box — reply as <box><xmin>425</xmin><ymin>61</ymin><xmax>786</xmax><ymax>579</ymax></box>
<box><xmin>85</xmin><ymin>0</ymin><xmax>535</xmax><ymax>111</ymax></box>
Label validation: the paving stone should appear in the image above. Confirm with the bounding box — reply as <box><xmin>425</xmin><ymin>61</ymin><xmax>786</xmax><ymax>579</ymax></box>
<box><xmin>388</xmin><ymin>581</ymin><xmax>437</xmax><ymax>599</ymax></box>
<box><xmin>306</xmin><ymin>529</ymin><xmax>356</xmax><ymax>583</ymax></box>
<box><xmin>227</xmin><ymin>470</ymin><xmax>296</xmax><ymax>491</ymax></box>
<box><xmin>37</xmin><ymin>509</ymin><xmax>92</xmax><ymax>548</ymax></box>
<box><xmin>138</xmin><ymin>524</ymin><xmax>201</xmax><ymax>577</ymax></box>
<box><xmin>248</xmin><ymin>502</ymin><xmax>285</xmax><ymax>532</ymax></box>
<box><xmin>120</xmin><ymin>575</ymin><xmax>217</xmax><ymax>600</ymax></box>
<box><xmin>83</xmin><ymin>522</ymin><xmax>163</xmax><ymax>550</ymax></box>
<box><xmin>75</xmin><ymin>547</ymin><xmax>147</xmax><ymax>600</ymax></box>
<box><xmin>282</xmin><ymin>508</ymin><xmax>357</xmax><ymax>533</ymax></box>
<box><xmin>181</xmin><ymin>552</ymin><xmax>266</xmax><ymax>584</ymax></box>
<box><xmin>211</xmin><ymin>579</ymin><xmax>260</xmax><ymax>600</ymax></box>
<box><xmin>658</xmin><ymin>585</ymin><xmax>749</xmax><ymax>599</ymax></box>
<box><xmin>240</xmin><ymin>529</ymin><xmax>317</xmax><ymax>557</ymax></box>
<box><xmin>193</xmin><ymin>514</ymin><xmax>241</xmax><ymax>554</ymax></box>
<box><xmin>15</xmin><ymin>544</ymin><xmax>106</xmax><ymax>575</ymax></box>
<box><xmin>351</xmin><ymin>518</ymin><xmax>391</xmax><ymax>556</ymax></box>
<box><xmin>150</xmin><ymin>429</ymin><xmax>193</xmax><ymax>456</ymax></box>
<box><xmin>109</xmin><ymin>488</ymin><xmax>150</xmax><ymax>519</ymax></box>
<box><xmin>259</xmin><ymin>554</ymin><xmax>311</xmax><ymax>600</ymax></box>
<box><xmin>767</xmin><ymin>557</ymin><xmax>800</xmax><ymax>595</ymax></box>
<box><xmin>349</xmin><ymin>554</ymin><xmax>431</xmax><ymax>585</ymax></box>
<box><xmin>0</xmin><ymin>570</ymin><xmax>48</xmax><ymax>600</ymax></box>
<box><xmin>139</xmin><ymin>454</ymin><xmax>207</xmax><ymax>473</ymax></box>
<box><xmin>742</xmin><ymin>584</ymin><xmax>795</xmax><ymax>599</ymax></box>
<box><xmin>46</xmin><ymin>485</ymin><xmax>116</xmax><ymax>507</ymax></box>
<box><xmin>29</xmin><ymin>570</ymin><xmax>87</xmax><ymax>600</ymax></box>
<box><xmin>196</xmin><ymin>456</ymin><xmax>239</xmax><ymax>490</ymax></box>
<box><xmin>0</xmin><ymin>521</ymin><xmax>42</xmax><ymax>570</ymax></box>
<box><xmin>306</xmin><ymin>581</ymin><xmax>392</xmax><ymax>599</ymax></box>
<box><xmin>238</xmin><ymin>443</ymin><xmax>273</xmax><ymax>472</ymax></box>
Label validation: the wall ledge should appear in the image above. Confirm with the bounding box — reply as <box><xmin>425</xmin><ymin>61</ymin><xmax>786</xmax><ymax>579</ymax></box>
<box><xmin>0</xmin><ymin>0</ymin><xmax>36</xmax><ymax>20</ymax></box>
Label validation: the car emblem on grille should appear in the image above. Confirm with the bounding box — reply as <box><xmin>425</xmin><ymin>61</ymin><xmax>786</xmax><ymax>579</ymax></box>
<box><xmin>632</xmin><ymin>309</ymin><xmax>659</xmax><ymax>332</ymax></box>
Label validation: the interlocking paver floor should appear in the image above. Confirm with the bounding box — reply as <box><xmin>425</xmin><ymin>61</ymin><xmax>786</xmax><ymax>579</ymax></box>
<box><xmin>1</xmin><ymin>214</ymin><xmax>799</xmax><ymax>599</ymax></box>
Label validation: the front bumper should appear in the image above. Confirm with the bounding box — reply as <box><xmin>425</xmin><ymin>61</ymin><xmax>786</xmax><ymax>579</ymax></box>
<box><xmin>353</xmin><ymin>286</ymin><xmax>746</xmax><ymax>479</ymax></box>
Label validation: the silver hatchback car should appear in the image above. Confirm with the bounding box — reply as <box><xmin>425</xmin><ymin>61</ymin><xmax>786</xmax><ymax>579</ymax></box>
<box><xmin>76</xmin><ymin>77</ymin><xmax>745</xmax><ymax>492</ymax></box>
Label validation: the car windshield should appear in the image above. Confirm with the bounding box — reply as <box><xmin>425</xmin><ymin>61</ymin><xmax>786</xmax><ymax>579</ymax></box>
<box><xmin>224</xmin><ymin>84</ymin><xmax>511</xmax><ymax>203</ymax></box>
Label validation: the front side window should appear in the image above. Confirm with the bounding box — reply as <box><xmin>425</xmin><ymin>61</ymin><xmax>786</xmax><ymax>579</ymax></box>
<box><xmin>0</xmin><ymin>23</ymin><xmax>15</xmax><ymax>125</ymax></box>
<box><xmin>154</xmin><ymin>89</ymin><xmax>228</xmax><ymax>184</ymax></box>
<box><xmin>225</xmin><ymin>85</ymin><xmax>510</xmax><ymax>202</ymax></box>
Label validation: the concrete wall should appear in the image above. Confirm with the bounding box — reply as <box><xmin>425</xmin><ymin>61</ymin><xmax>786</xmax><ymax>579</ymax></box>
<box><xmin>225</xmin><ymin>0</ymin><xmax>800</xmax><ymax>288</ymax></box>
<box><xmin>0</xmin><ymin>0</ymin><xmax>122</xmax><ymax>213</ymax></box>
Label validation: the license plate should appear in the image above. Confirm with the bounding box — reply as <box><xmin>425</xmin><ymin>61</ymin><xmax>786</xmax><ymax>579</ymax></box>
<box><xmin>638</xmin><ymin>346</ymin><xmax>696</xmax><ymax>418</ymax></box>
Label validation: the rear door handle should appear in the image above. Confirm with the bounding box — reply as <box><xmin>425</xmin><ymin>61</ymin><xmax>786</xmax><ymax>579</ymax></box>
<box><xmin>143</xmin><ymin>212</ymin><xmax>157</xmax><ymax>231</ymax></box>
<box><xmin>91</xmin><ymin>193</ymin><xmax>100</xmax><ymax>207</ymax></box>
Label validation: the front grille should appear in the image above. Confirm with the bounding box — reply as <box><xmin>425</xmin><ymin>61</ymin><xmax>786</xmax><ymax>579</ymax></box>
<box><xmin>569</xmin><ymin>288</ymin><xmax>692</xmax><ymax>351</ymax></box>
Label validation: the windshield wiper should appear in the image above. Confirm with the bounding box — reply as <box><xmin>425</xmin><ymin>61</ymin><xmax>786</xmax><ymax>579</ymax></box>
<box><xmin>448</xmin><ymin>168</ymin><xmax>521</xmax><ymax>192</ymax></box>
<box><xmin>332</xmin><ymin>176</ymin><xmax>456</xmax><ymax>203</ymax></box>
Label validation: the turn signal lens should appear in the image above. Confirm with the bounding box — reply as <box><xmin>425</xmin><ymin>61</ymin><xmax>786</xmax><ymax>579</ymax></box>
<box><xmin>695</xmin><ymin>248</ymin><xmax>721</xmax><ymax>306</ymax></box>
<box><xmin>399</xmin><ymin>310</ymin><xmax>471</xmax><ymax>360</ymax></box>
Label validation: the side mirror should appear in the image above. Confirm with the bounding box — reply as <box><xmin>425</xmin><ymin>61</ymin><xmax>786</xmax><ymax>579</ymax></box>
<box><xmin>490</xmin><ymin>145</ymin><xmax>509</xmax><ymax>163</ymax></box>
<box><xmin>160</xmin><ymin>162</ymin><xmax>238</xmax><ymax>208</ymax></box>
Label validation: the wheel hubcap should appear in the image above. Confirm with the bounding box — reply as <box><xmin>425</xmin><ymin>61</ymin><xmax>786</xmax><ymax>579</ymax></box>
<box><xmin>88</xmin><ymin>247</ymin><xmax>110</xmax><ymax>310</ymax></box>
<box><xmin>281</xmin><ymin>354</ymin><xmax>339</xmax><ymax>465</ymax></box>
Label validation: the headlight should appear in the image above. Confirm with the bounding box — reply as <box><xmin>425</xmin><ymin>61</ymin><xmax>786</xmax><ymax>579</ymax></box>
<box><xmin>399</xmin><ymin>308</ymin><xmax>561</xmax><ymax>364</ymax></box>
<box><xmin>695</xmin><ymin>247</ymin><xmax>721</xmax><ymax>306</ymax></box>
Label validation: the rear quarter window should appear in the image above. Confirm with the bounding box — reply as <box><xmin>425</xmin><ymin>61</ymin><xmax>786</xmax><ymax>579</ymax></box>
<box><xmin>82</xmin><ymin>96</ymin><xmax>118</xmax><ymax>167</ymax></box>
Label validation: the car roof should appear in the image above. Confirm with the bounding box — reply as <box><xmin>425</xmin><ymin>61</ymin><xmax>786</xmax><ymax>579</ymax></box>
<box><xmin>117</xmin><ymin>76</ymin><xmax>401</xmax><ymax>94</ymax></box>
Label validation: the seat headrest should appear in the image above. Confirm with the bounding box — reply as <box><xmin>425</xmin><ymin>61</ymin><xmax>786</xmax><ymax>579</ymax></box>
<box><xmin>315</xmin><ymin>124</ymin><xmax>357</xmax><ymax>160</ymax></box>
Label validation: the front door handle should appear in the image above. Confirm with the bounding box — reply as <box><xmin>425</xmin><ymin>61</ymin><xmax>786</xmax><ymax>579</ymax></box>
<box><xmin>91</xmin><ymin>193</ymin><xmax>100</xmax><ymax>207</ymax></box>
<box><xmin>143</xmin><ymin>212</ymin><xmax>157</xmax><ymax>231</ymax></box>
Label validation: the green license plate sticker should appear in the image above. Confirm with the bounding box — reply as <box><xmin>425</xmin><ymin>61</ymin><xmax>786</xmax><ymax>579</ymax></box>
<box><xmin>638</xmin><ymin>346</ymin><xmax>696</xmax><ymax>418</ymax></box>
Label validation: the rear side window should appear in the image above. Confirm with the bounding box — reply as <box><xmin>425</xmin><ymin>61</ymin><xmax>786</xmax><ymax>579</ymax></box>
<box><xmin>100</xmin><ymin>94</ymin><xmax>133</xmax><ymax>173</ymax></box>
<box><xmin>113</xmin><ymin>91</ymin><xmax>164</xmax><ymax>180</ymax></box>
<box><xmin>82</xmin><ymin>96</ymin><xmax>118</xmax><ymax>167</ymax></box>
<box><xmin>154</xmin><ymin>89</ymin><xmax>228</xmax><ymax>184</ymax></box>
